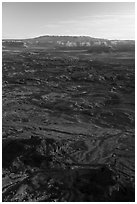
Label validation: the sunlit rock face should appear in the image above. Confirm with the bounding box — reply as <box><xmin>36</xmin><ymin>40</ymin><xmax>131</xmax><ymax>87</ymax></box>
<box><xmin>2</xmin><ymin>36</ymin><xmax>135</xmax><ymax>51</ymax></box>
<box><xmin>2</xmin><ymin>40</ymin><xmax>135</xmax><ymax>202</ymax></box>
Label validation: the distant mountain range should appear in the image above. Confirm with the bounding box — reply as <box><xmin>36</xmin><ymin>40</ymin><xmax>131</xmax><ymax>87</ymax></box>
<box><xmin>2</xmin><ymin>35</ymin><xmax>135</xmax><ymax>52</ymax></box>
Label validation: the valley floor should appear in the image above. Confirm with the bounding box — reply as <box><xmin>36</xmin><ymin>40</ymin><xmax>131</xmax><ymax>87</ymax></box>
<box><xmin>2</xmin><ymin>49</ymin><xmax>135</xmax><ymax>202</ymax></box>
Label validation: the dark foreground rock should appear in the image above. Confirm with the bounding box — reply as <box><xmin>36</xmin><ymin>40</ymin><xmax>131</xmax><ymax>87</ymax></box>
<box><xmin>2</xmin><ymin>50</ymin><xmax>135</xmax><ymax>201</ymax></box>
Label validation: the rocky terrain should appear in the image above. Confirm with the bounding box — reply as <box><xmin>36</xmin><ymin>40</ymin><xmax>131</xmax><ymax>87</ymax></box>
<box><xmin>2</xmin><ymin>36</ymin><xmax>135</xmax><ymax>201</ymax></box>
<box><xmin>3</xmin><ymin>35</ymin><xmax>135</xmax><ymax>52</ymax></box>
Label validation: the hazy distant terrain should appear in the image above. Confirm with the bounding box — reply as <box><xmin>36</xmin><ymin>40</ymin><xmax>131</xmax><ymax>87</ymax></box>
<box><xmin>2</xmin><ymin>36</ymin><xmax>135</xmax><ymax>202</ymax></box>
<box><xmin>3</xmin><ymin>35</ymin><xmax>135</xmax><ymax>52</ymax></box>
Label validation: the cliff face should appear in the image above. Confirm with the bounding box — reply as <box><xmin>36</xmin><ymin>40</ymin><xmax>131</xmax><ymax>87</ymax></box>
<box><xmin>2</xmin><ymin>35</ymin><xmax>135</xmax><ymax>52</ymax></box>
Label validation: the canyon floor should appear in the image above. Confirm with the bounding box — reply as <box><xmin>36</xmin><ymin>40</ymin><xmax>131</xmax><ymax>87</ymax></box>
<box><xmin>2</xmin><ymin>49</ymin><xmax>135</xmax><ymax>201</ymax></box>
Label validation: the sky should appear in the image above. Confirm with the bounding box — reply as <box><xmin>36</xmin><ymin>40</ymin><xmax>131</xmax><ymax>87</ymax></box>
<box><xmin>2</xmin><ymin>2</ymin><xmax>135</xmax><ymax>40</ymax></box>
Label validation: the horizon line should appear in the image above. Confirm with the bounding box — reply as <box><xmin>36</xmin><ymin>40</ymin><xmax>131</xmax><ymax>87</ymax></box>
<box><xmin>2</xmin><ymin>34</ymin><xmax>135</xmax><ymax>41</ymax></box>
